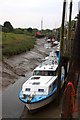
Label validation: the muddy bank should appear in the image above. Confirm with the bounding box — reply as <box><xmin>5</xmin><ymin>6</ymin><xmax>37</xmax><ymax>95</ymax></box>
<box><xmin>2</xmin><ymin>38</ymin><xmax>52</xmax><ymax>90</ymax></box>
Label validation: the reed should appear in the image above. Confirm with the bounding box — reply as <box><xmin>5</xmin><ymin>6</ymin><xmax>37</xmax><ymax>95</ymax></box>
<box><xmin>2</xmin><ymin>32</ymin><xmax>35</xmax><ymax>57</ymax></box>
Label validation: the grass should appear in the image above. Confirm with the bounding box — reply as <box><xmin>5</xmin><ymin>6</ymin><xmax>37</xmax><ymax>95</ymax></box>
<box><xmin>2</xmin><ymin>32</ymin><xmax>36</xmax><ymax>57</ymax></box>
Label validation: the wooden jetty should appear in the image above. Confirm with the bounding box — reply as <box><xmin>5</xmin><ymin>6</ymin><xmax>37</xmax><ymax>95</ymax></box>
<box><xmin>56</xmin><ymin>0</ymin><xmax>80</xmax><ymax>119</ymax></box>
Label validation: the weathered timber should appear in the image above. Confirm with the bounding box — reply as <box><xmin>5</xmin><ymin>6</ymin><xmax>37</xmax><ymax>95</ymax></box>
<box><xmin>61</xmin><ymin>4</ymin><xmax>80</xmax><ymax>119</ymax></box>
<box><xmin>56</xmin><ymin>0</ymin><xmax>67</xmax><ymax>105</ymax></box>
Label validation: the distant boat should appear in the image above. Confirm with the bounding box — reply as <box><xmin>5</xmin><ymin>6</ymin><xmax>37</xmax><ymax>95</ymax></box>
<box><xmin>19</xmin><ymin>50</ymin><xmax>65</xmax><ymax>111</ymax></box>
<box><xmin>53</xmin><ymin>41</ymin><xmax>59</xmax><ymax>46</ymax></box>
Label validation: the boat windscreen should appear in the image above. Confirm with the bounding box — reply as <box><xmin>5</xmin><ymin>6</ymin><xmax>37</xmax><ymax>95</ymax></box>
<box><xmin>33</xmin><ymin>70</ymin><xmax>57</xmax><ymax>76</ymax></box>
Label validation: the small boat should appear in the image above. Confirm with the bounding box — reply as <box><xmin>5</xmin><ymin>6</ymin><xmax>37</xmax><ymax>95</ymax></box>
<box><xmin>19</xmin><ymin>50</ymin><xmax>64</xmax><ymax>111</ymax></box>
<box><xmin>53</xmin><ymin>41</ymin><xmax>59</xmax><ymax>46</ymax></box>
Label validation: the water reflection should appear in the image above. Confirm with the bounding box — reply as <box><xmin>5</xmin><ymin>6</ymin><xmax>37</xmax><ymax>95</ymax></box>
<box><xmin>20</xmin><ymin>99</ymin><xmax>62</xmax><ymax>118</ymax></box>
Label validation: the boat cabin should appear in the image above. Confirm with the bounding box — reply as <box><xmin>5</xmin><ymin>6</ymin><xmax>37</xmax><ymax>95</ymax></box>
<box><xmin>22</xmin><ymin>64</ymin><xmax>58</xmax><ymax>96</ymax></box>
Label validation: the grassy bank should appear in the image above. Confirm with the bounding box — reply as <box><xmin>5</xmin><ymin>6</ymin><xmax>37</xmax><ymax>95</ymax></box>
<box><xmin>2</xmin><ymin>32</ymin><xmax>36</xmax><ymax>57</ymax></box>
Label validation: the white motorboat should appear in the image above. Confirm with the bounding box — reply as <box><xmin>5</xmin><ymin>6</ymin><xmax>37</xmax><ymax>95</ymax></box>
<box><xmin>19</xmin><ymin>50</ymin><xmax>65</xmax><ymax>111</ymax></box>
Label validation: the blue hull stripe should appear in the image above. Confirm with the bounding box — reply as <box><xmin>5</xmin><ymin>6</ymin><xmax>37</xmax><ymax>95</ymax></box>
<box><xmin>19</xmin><ymin>87</ymin><xmax>57</xmax><ymax>104</ymax></box>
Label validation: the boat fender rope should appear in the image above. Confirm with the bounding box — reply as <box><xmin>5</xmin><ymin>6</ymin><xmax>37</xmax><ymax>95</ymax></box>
<box><xmin>64</xmin><ymin>82</ymin><xmax>76</xmax><ymax>113</ymax></box>
<box><xmin>65</xmin><ymin>82</ymin><xmax>76</xmax><ymax>96</ymax></box>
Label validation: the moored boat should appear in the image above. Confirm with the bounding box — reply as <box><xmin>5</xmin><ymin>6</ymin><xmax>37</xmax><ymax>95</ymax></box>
<box><xmin>19</xmin><ymin>50</ymin><xmax>65</xmax><ymax>111</ymax></box>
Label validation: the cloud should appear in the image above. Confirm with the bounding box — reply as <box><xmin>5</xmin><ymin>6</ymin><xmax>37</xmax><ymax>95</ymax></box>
<box><xmin>0</xmin><ymin>0</ymin><xmax>79</xmax><ymax>29</ymax></box>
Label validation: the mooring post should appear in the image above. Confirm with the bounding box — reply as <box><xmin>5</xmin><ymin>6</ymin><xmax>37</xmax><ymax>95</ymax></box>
<box><xmin>56</xmin><ymin>0</ymin><xmax>67</xmax><ymax>105</ymax></box>
<box><xmin>68</xmin><ymin>0</ymin><xmax>72</xmax><ymax>58</ymax></box>
<box><xmin>61</xmin><ymin>1</ymin><xmax>80</xmax><ymax>118</ymax></box>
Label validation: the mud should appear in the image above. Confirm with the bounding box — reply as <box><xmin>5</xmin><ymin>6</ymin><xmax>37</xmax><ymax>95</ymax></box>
<box><xmin>1</xmin><ymin>38</ymin><xmax>52</xmax><ymax>90</ymax></box>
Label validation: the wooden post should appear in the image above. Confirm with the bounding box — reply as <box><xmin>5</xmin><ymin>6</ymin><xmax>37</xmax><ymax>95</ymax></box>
<box><xmin>61</xmin><ymin>1</ymin><xmax>80</xmax><ymax>118</ymax></box>
<box><xmin>68</xmin><ymin>0</ymin><xmax>73</xmax><ymax>57</ymax></box>
<box><xmin>56</xmin><ymin>0</ymin><xmax>67</xmax><ymax>105</ymax></box>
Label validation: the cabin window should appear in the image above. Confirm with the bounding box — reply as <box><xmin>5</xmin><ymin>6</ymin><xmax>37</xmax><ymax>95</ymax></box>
<box><xmin>38</xmin><ymin>89</ymin><xmax>44</xmax><ymax>92</ymax></box>
<box><xmin>33</xmin><ymin>70</ymin><xmax>41</xmax><ymax>75</ymax></box>
<box><xmin>48</xmin><ymin>71</ymin><xmax>53</xmax><ymax>76</ymax></box>
<box><xmin>26</xmin><ymin>88</ymin><xmax>30</xmax><ymax>91</ymax></box>
<box><xmin>45</xmin><ymin>71</ymin><xmax>48</xmax><ymax>76</ymax></box>
<box><xmin>33</xmin><ymin>70</ymin><xmax>58</xmax><ymax>76</ymax></box>
<box><xmin>33</xmin><ymin>70</ymin><xmax>47</xmax><ymax>76</ymax></box>
<box><xmin>47</xmin><ymin>71</ymin><xmax>57</xmax><ymax>76</ymax></box>
<box><xmin>32</xmin><ymin>82</ymin><xmax>40</xmax><ymax>85</ymax></box>
<box><xmin>31</xmin><ymin>77</ymin><xmax>40</xmax><ymax>80</ymax></box>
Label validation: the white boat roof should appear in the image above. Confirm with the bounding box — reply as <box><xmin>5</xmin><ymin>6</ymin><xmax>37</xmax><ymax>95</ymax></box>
<box><xmin>33</xmin><ymin>64</ymin><xmax>58</xmax><ymax>71</ymax></box>
<box><xmin>47</xmin><ymin>39</ymin><xmax>51</xmax><ymax>42</ymax></box>
<box><xmin>54</xmin><ymin>41</ymin><xmax>59</xmax><ymax>44</ymax></box>
<box><xmin>42</xmin><ymin>56</ymin><xmax>49</xmax><ymax>61</ymax></box>
<box><xmin>23</xmin><ymin>75</ymin><xmax>57</xmax><ymax>87</ymax></box>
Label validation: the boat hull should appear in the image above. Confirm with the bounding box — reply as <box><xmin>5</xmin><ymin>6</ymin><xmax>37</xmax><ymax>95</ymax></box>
<box><xmin>26</xmin><ymin>92</ymin><xmax>56</xmax><ymax>111</ymax></box>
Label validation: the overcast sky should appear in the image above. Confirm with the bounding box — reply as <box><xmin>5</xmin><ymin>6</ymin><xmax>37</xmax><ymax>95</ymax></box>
<box><xmin>0</xmin><ymin>0</ymin><xmax>79</xmax><ymax>30</ymax></box>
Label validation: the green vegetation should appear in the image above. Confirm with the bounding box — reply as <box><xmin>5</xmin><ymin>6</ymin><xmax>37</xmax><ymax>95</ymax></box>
<box><xmin>2</xmin><ymin>32</ymin><xmax>35</xmax><ymax>57</ymax></box>
<box><xmin>3</xmin><ymin>21</ymin><xmax>14</xmax><ymax>32</ymax></box>
<box><xmin>1</xmin><ymin>21</ymin><xmax>53</xmax><ymax>58</ymax></box>
<box><xmin>1</xmin><ymin>20</ymin><xmax>76</xmax><ymax>59</ymax></box>
<box><xmin>1</xmin><ymin>21</ymin><xmax>63</xmax><ymax>59</ymax></box>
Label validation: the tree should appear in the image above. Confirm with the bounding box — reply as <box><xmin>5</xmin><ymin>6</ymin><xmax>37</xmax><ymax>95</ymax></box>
<box><xmin>2</xmin><ymin>26</ymin><xmax>9</xmax><ymax>32</ymax></box>
<box><xmin>14</xmin><ymin>28</ymin><xmax>24</xmax><ymax>34</ymax></box>
<box><xmin>27</xmin><ymin>27</ymin><xmax>33</xmax><ymax>32</ymax></box>
<box><xmin>0</xmin><ymin>25</ymin><xmax>2</xmax><ymax>31</ymax></box>
<box><xmin>3</xmin><ymin>21</ymin><xmax>14</xmax><ymax>32</ymax></box>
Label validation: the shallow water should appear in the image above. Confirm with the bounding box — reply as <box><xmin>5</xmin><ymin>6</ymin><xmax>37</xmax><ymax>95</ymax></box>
<box><xmin>20</xmin><ymin>98</ymin><xmax>62</xmax><ymax>118</ymax></box>
<box><xmin>2</xmin><ymin>69</ymin><xmax>62</xmax><ymax>119</ymax></box>
<box><xmin>2</xmin><ymin>72</ymin><xmax>32</xmax><ymax>118</ymax></box>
